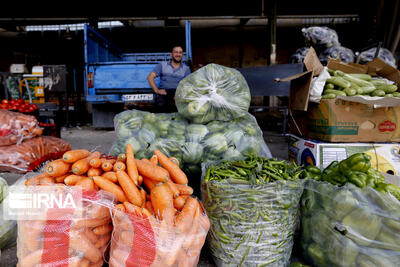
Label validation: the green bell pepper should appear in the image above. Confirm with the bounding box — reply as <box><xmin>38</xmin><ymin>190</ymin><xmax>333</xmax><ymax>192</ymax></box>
<box><xmin>375</xmin><ymin>182</ymin><xmax>400</xmax><ymax>201</ymax></box>
<box><xmin>339</xmin><ymin>153</ymin><xmax>371</xmax><ymax>173</ymax></box>
<box><xmin>303</xmin><ymin>165</ymin><xmax>322</xmax><ymax>181</ymax></box>
<box><xmin>346</xmin><ymin>171</ymin><xmax>368</xmax><ymax>188</ymax></box>
<box><xmin>367</xmin><ymin>168</ymin><xmax>385</xmax><ymax>184</ymax></box>
<box><xmin>322</xmin><ymin>161</ymin><xmax>346</xmax><ymax>185</ymax></box>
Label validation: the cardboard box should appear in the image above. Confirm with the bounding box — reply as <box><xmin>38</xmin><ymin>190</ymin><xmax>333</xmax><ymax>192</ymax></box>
<box><xmin>288</xmin><ymin>134</ymin><xmax>400</xmax><ymax>176</ymax></box>
<box><xmin>280</xmin><ymin>47</ymin><xmax>400</xmax><ymax>142</ymax></box>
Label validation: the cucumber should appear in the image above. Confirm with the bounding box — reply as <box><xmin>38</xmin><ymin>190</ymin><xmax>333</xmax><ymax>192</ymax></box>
<box><xmin>347</xmin><ymin>74</ymin><xmax>372</xmax><ymax>81</ymax></box>
<box><xmin>327</xmin><ymin>69</ymin><xmax>336</xmax><ymax>76</ymax></box>
<box><xmin>370</xmin><ymin>79</ymin><xmax>388</xmax><ymax>86</ymax></box>
<box><xmin>374</xmin><ymin>84</ymin><xmax>398</xmax><ymax>93</ymax></box>
<box><xmin>323</xmin><ymin>89</ymin><xmax>347</xmax><ymax>96</ymax></box>
<box><xmin>385</xmin><ymin>94</ymin><xmax>393</xmax><ymax>97</ymax></box>
<box><xmin>343</xmin><ymin>88</ymin><xmax>357</xmax><ymax>96</ymax></box>
<box><xmin>342</xmin><ymin>74</ymin><xmax>375</xmax><ymax>87</ymax></box>
<box><xmin>325</xmin><ymin>83</ymin><xmax>335</xmax><ymax>90</ymax></box>
<box><xmin>326</xmin><ymin>77</ymin><xmax>351</xmax><ymax>89</ymax></box>
<box><xmin>371</xmin><ymin>89</ymin><xmax>386</xmax><ymax>97</ymax></box>
<box><xmin>321</xmin><ymin>93</ymin><xmax>337</xmax><ymax>99</ymax></box>
<box><xmin>361</xmin><ymin>86</ymin><xmax>376</xmax><ymax>94</ymax></box>
<box><xmin>333</xmin><ymin>70</ymin><xmax>345</xmax><ymax>77</ymax></box>
<box><xmin>393</xmin><ymin>92</ymin><xmax>400</xmax><ymax>97</ymax></box>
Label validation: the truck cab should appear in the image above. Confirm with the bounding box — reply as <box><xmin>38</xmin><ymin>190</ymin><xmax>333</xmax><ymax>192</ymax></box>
<box><xmin>83</xmin><ymin>21</ymin><xmax>192</xmax><ymax>128</ymax></box>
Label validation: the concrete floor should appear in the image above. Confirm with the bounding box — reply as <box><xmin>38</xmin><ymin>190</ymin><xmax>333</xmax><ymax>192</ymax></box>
<box><xmin>0</xmin><ymin>126</ymin><xmax>289</xmax><ymax>267</ymax></box>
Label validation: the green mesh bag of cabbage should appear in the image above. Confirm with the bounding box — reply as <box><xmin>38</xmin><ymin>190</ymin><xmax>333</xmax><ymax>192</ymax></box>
<box><xmin>175</xmin><ymin>63</ymin><xmax>251</xmax><ymax>124</ymax></box>
<box><xmin>301</xmin><ymin>179</ymin><xmax>400</xmax><ymax>267</ymax></box>
<box><xmin>109</xmin><ymin>109</ymin><xmax>272</xmax><ymax>176</ymax></box>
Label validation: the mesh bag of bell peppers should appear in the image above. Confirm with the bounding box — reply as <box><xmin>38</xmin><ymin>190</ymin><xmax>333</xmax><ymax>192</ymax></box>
<box><xmin>201</xmin><ymin>155</ymin><xmax>305</xmax><ymax>267</ymax></box>
<box><xmin>0</xmin><ymin>136</ymin><xmax>71</xmax><ymax>173</ymax></box>
<box><xmin>15</xmin><ymin>171</ymin><xmax>114</xmax><ymax>267</ymax></box>
<box><xmin>300</xmin><ymin>153</ymin><xmax>400</xmax><ymax>267</ymax></box>
<box><xmin>0</xmin><ymin>109</ymin><xmax>43</xmax><ymax>146</ymax></box>
<box><xmin>94</xmin><ymin>143</ymin><xmax>210</xmax><ymax>267</ymax></box>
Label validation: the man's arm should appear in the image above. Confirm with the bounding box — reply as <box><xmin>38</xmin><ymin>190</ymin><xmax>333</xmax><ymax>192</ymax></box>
<box><xmin>147</xmin><ymin>72</ymin><xmax>166</xmax><ymax>95</ymax></box>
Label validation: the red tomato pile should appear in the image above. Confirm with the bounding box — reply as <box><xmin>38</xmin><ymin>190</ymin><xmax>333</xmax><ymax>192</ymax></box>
<box><xmin>0</xmin><ymin>99</ymin><xmax>39</xmax><ymax>114</ymax></box>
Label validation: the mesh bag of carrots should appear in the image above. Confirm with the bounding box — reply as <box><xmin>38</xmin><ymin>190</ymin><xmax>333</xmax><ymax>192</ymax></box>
<box><xmin>104</xmin><ymin>144</ymin><xmax>210</xmax><ymax>267</ymax></box>
<box><xmin>0</xmin><ymin>109</ymin><xmax>43</xmax><ymax>146</ymax></box>
<box><xmin>0</xmin><ymin>136</ymin><xmax>71</xmax><ymax>173</ymax></box>
<box><xmin>17</xmin><ymin>149</ymin><xmax>117</xmax><ymax>267</ymax></box>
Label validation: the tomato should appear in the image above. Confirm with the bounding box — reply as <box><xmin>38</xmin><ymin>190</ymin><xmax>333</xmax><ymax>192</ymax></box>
<box><xmin>9</xmin><ymin>99</ymin><xmax>16</xmax><ymax>105</ymax></box>
<box><xmin>9</xmin><ymin>105</ymin><xmax>18</xmax><ymax>110</ymax></box>
<box><xmin>18</xmin><ymin>107</ymin><xmax>25</xmax><ymax>113</ymax></box>
<box><xmin>1</xmin><ymin>99</ymin><xmax>9</xmax><ymax>105</ymax></box>
<box><xmin>17</xmin><ymin>99</ymin><xmax>25</xmax><ymax>105</ymax></box>
<box><xmin>32</xmin><ymin>104</ymin><xmax>39</xmax><ymax>110</ymax></box>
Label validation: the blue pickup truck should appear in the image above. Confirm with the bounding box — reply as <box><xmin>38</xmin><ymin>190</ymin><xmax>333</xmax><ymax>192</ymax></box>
<box><xmin>83</xmin><ymin>21</ymin><xmax>192</xmax><ymax>128</ymax></box>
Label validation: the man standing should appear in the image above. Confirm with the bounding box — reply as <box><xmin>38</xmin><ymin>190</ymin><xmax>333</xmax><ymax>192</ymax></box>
<box><xmin>147</xmin><ymin>45</ymin><xmax>191</xmax><ymax>112</ymax></box>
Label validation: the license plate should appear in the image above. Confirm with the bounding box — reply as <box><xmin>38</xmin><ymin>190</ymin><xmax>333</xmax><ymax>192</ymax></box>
<box><xmin>122</xmin><ymin>94</ymin><xmax>154</xmax><ymax>102</ymax></box>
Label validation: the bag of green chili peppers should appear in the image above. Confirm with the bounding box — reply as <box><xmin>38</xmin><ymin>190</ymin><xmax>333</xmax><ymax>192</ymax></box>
<box><xmin>201</xmin><ymin>156</ymin><xmax>305</xmax><ymax>267</ymax></box>
<box><xmin>301</xmin><ymin>178</ymin><xmax>400</xmax><ymax>267</ymax></box>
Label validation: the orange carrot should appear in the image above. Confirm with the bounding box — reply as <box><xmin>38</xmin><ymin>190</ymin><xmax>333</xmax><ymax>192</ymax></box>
<box><xmin>142</xmin><ymin>176</ymin><xmax>158</xmax><ymax>191</ymax></box>
<box><xmin>113</xmin><ymin>161</ymin><xmax>126</xmax><ymax>172</ymax></box>
<box><xmin>116</xmin><ymin>171</ymin><xmax>142</xmax><ymax>207</ymax></box>
<box><xmin>140</xmin><ymin>188</ymin><xmax>146</xmax><ymax>208</ymax></box>
<box><xmin>72</xmin><ymin>151</ymin><xmax>101</xmax><ymax>175</ymax></box>
<box><xmin>72</xmin><ymin>217</ymin><xmax>111</xmax><ymax>229</ymax></box>
<box><xmin>154</xmin><ymin>150</ymin><xmax>188</xmax><ymax>184</ymax></box>
<box><xmin>93</xmin><ymin>224</ymin><xmax>112</xmax><ymax>235</ymax></box>
<box><xmin>25</xmin><ymin>173</ymin><xmax>48</xmax><ymax>186</ymax></box>
<box><xmin>55</xmin><ymin>173</ymin><xmax>69</xmax><ymax>183</ymax></box>
<box><xmin>39</xmin><ymin>176</ymin><xmax>55</xmax><ymax>185</ymax></box>
<box><xmin>135</xmin><ymin>159</ymin><xmax>169</xmax><ymax>183</ymax></box>
<box><xmin>173</xmin><ymin>196</ymin><xmax>187</xmax><ymax>210</ymax></box>
<box><xmin>123</xmin><ymin>201</ymin><xmax>143</xmax><ymax>216</ymax></box>
<box><xmin>89</xmin><ymin>158</ymin><xmax>102</xmax><ymax>168</ymax></box>
<box><xmin>126</xmin><ymin>144</ymin><xmax>139</xmax><ymax>185</ymax></box>
<box><xmin>20</xmin><ymin>249</ymin><xmax>44</xmax><ymax>267</ymax></box>
<box><xmin>141</xmin><ymin>208</ymin><xmax>152</xmax><ymax>217</ymax></box>
<box><xmin>150</xmin><ymin>155</ymin><xmax>158</xmax><ymax>165</ymax></box>
<box><xmin>93</xmin><ymin>176</ymin><xmax>128</xmax><ymax>203</ymax></box>
<box><xmin>69</xmin><ymin>231</ymin><xmax>102</xmax><ymax>263</ymax></box>
<box><xmin>138</xmin><ymin>174</ymin><xmax>143</xmax><ymax>186</ymax></box>
<box><xmin>24</xmin><ymin>220</ymin><xmax>45</xmax><ymax>251</ymax></box>
<box><xmin>117</xmin><ymin>153</ymin><xmax>127</xmax><ymax>162</ymax></box>
<box><xmin>166</xmin><ymin>179</ymin><xmax>180</xmax><ymax>198</ymax></box>
<box><xmin>145</xmin><ymin>201</ymin><xmax>154</xmax><ymax>215</ymax></box>
<box><xmin>175</xmin><ymin>197</ymin><xmax>199</xmax><ymax>233</ymax></box>
<box><xmin>150</xmin><ymin>183</ymin><xmax>174</xmax><ymax>222</ymax></box>
<box><xmin>94</xmin><ymin>233</ymin><xmax>111</xmax><ymax>248</ymax></box>
<box><xmin>87</xmin><ymin>167</ymin><xmax>103</xmax><ymax>177</ymax></box>
<box><xmin>84</xmin><ymin>228</ymin><xmax>99</xmax><ymax>244</ymax></box>
<box><xmin>86</xmin><ymin>205</ymin><xmax>110</xmax><ymax>219</ymax></box>
<box><xmin>75</xmin><ymin>177</ymin><xmax>97</xmax><ymax>191</ymax></box>
<box><xmin>45</xmin><ymin>159</ymin><xmax>71</xmax><ymax>177</ymax></box>
<box><xmin>64</xmin><ymin>175</ymin><xmax>86</xmax><ymax>186</ymax></box>
<box><xmin>101</xmin><ymin>160</ymin><xmax>114</xmax><ymax>172</ymax></box>
<box><xmin>111</xmin><ymin>248</ymin><xmax>129</xmax><ymax>265</ymax></box>
<box><xmin>62</xmin><ymin>149</ymin><xmax>90</xmax><ymax>163</ymax></box>
<box><xmin>169</xmin><ymin>157</ymin><xmax>180</xmax><ymax>167</ymax></box>
<box><xmin>80</xmin><ymin>259</ymin><xmax>90</xmax><ymax>267</ymax></box>
<box><xmin>102</xmin><ymin>171</ymin><xmax>118</xmax><ymax>183</ymax></box>
<box><xmin>175</xmin><ymin>183</ymin><xmax>194</xmax><ymax>195</ymax></box>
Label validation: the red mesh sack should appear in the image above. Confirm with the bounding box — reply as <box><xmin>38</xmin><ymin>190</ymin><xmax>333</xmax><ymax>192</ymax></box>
<box><xmin>0</xmin><ymin>109</ymin><xmax>43</xmax><ymax>146</ymax></box>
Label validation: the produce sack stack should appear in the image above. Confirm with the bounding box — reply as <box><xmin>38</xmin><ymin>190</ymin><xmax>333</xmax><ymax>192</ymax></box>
<box><xmin>15</xmin><ymin>150</ymin><xmax>116</xmax><ymax>267</ymax></box>
<box><xmin>175</xmin><ymin>63</ymin><xmax>251</xmax><ymax>124</ymax></box>
<box><xmin>201</xmin><ymin>156</ymin><xmax>304</xmax><ymax>267</ymax></box>
<box><xmin>300</xmin><ymin>153</ymin><xmax>400</xmax><ymax>266</ymax></box>
<box><xmin>104</xmin><ymin>144</ymin><xmax>209</xmax><ymax>267</ymax></box>
<box><xmin>110</xmin><ymin>110</ymin><xmax>272</xmax><ymax>181</ymax></box>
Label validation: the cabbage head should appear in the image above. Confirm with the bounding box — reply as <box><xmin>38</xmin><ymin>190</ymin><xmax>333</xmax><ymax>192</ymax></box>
<box><xmin>206</xmin><ymin>121</ymin><xmax>225</xmax><ymax>133</ymax></box>
<box><xmin>124</xmin><ymin>137</ymin><xmax>142</xmax><ymax>153</ymax></box>
<box><xmin>138</xmin><ymin>128</ymin><xmax>156</xmax><ymax>145</ymax></box>
<box><xmin>186</xmin><ymin>124</ymin><xmax>209</xmax><ymax>142</ymax></box>
<box><xmin>182</xmin><ymin>142</ymin><xmax>204</xmax><ymax>164</ymax></box>
<box><xmin>222</xmin><ymin>147</ymin><xmax>243</xmax><ymax>161</ymax></box>
<box><xmin>116</xmin><ymin>124</ymin><xmax>133</xmax><ymax>139</ymax></box>
<box><xmin>203</xmin><ymin>133</ymin><xmax>228</xmax><ymax>155</ymax></box>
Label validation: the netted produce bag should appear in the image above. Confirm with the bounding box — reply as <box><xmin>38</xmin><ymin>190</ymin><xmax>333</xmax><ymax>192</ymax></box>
<box><xmin>290</xmin><ymin>47</ymin><xmax>310</xmax><ymax>63</ymax></box>
<box><xmin>0</xmin><ymin>109</ymin><xmax>43</xmax><ymax>146</ymax></box>
<box><xmin>110</xmin><ymin>109</ymin><xmax>272</xmax><ymax>177</ymax></box>
<box><xmin>319</xmin><ymin>46</ymin><xmax>355</xmax><ymax>64</ymax></box>
<box><xmin>15</xmin><ymin>177</ymin><xmax>114</xmax><ymax>267</ymax></box>
<box><xmin>358</xmin><ymin>47</ymin><xmax>397</xmax><ymax>67</ymax></box>
<box><xmin>302</xmin><ymin>26</ymin><xmax>340</xmax><ymax>50</ymax></box>
<box><xmin>175</xmin><ymin>63</ymin><xmax>251</xmax><ymax>124</ymax></box>
<box><xmin>301</xmin><ymin>179</ymin><xmax>400</xmax><ymax>267</ymax></box>
<box><xmin>201</xmin><ymin>157</ymin><xmax>305</xmax><ymax>267</ymax></box>
<box><xmin>0</xmin><ymin>177</ymin><xmax>17</xmax><ymax>250</ymax></box>
<box><xmin>109</xmin><ymin>200</ymin><xmax>210</xmax><ymax>267</ymax></box>
<box><xmin>0</xmin><ymin>136</ymin><xmax>71</xmax><ymax>173</ymax></box>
